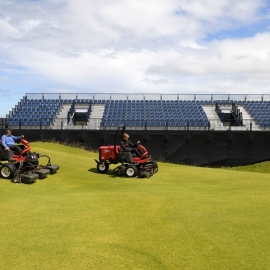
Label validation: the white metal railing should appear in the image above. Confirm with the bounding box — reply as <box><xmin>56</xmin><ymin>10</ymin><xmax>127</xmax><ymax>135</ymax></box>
<box><xmin>24</xmin><ymin>93</ymin><xmax>270</xmax><ymax>102</ymax></box>
<box><xmin>3</xmin><ymin>117</ymin><xmax>268</xmax><ymax>131</ymax></box>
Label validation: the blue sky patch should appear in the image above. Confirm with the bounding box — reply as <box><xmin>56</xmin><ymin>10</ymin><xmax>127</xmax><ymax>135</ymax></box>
<box><xmin>204</xmin><ymin>21</ymin><xmax>270</xmax><ymax>42</ymax></box>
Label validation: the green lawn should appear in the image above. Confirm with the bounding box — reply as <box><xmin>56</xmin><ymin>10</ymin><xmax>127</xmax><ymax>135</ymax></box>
<box><xmin>1</xmin><ymin>142</ymin><xmax>270</xmax><ymax>270</ymax></box>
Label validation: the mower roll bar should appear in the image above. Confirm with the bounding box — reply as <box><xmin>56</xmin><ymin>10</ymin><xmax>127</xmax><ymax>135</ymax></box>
<box><xmin>114</xmin><ymin>125</ymin><xmax>126</xmax><ymax>157</ymax></box>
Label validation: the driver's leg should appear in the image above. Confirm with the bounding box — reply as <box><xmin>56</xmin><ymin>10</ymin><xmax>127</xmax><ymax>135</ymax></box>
<box><xmin>131</xmin><ymin>148</ymin><xmax>141</xmax><ymax>157</ymax></box>
<box><xmin>9</xmin><ymin>145</ymin><xmax>22</xmax><ymax>154</ymax></box>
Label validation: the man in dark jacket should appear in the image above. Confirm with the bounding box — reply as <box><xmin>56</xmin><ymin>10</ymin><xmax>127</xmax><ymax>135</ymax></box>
<box><xmin>120</xmin><ymin>133</ymin><xmax>141</xmax><ymax>157</ymax></box>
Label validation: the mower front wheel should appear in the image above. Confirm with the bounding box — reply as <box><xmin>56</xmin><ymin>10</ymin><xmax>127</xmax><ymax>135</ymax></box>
<box><xmin>0</xmin><ymin>163</ymin><xmax>17</xmax><ymax>179</ymax></box>
<box><xmin>125</xmin><ymin>165</ymin><xmax>138</xmax><ymax>177</ymax></box>
<box><xmin>97</xmin><ymin>162</ymin><xmax>109</xmax><ymax>173</ymax></box>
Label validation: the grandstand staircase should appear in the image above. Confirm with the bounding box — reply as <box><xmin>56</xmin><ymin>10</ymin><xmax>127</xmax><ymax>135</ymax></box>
<box><xmin>202</xmin><ymin>106</ymin><xmax>224</xmax><ymax>130</ymax></box>
<box><xmin>87</xmin><ymin>104</ymin><xmax>105</xmax><ymax>129</ymax></box>
<box><xmin>202</xmin><ymin>105</ymin><xmax>260</xmax><ymax>130</ymax></box>
<box><xmin>238</xmin><ymin>106</ymin><xmax>260</xmax><ymax>130</ymax></box>
<box><xmin>53</xmin><ymin>103</ymin><xmax>105</xmax><ymax>130</ymax></box>
<box><xmin>53</xmin><ymin>104</ymin><xmax>71</xmax><ymax>129</ymax></box>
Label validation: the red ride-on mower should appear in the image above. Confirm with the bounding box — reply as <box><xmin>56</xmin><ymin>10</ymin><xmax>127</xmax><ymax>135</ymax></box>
<box><xmin>95</xmin><ymin>126</ymin><xmax>158</xmax><ymax>178</ymax></box>
<box><xmin>0</xmin><ymin>138</ymin><xmax>60</xmax><ymax>184</ymax></box>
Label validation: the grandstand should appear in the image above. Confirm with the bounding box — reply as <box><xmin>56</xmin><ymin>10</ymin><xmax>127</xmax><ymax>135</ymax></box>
<box><xmin>4</xmin><ymin>93</ymin><xmax>270</xmax><ymax>131</ymax></box>
<box><xmin>2</xmin><ymin>93</ymin><xmax>270</xmax><ymax>166</ymax></box>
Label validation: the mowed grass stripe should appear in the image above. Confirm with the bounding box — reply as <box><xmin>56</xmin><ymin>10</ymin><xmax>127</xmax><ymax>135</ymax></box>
<box><xmin>0</xmin><ymin>142</ymin><xmax>270</xmax><ymax>270</ymax></box>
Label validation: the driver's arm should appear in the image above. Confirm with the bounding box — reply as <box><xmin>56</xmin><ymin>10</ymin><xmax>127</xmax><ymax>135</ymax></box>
<box><xmin>1</xmin><ymin>137</ymin><xmax>9</xmax><ymax>150</ymax></box>
<box><xmin>12</xmin><ymin>135</ymin><xmax>23</xmax><ymax>142</ymax></box>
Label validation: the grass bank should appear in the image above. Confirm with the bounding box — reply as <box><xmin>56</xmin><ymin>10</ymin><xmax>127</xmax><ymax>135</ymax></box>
<box><xmin>1</xmin><ymin>142</ymin><xmax>270</xmax><ymax>270</ymax></box>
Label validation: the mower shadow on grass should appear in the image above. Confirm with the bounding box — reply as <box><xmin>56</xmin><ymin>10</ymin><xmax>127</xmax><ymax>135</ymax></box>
<box><xmin>88</xmin><ymin>167</ymin><xmax>147</xmax><ymax>179</ymax></box>
<box><xmin>88</xmin><ymin>168</ymin><xmax>116</xmax><ymax>176</ymax></box>
<box><xmin>0</xmin><ymin>177</ymin><xmax>36</xmax><ymax>185</ymax></box>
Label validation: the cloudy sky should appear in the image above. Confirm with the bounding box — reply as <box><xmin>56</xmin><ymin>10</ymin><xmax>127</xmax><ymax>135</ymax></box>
<box><xmin>0</xmin><ymin>0</ymin><xmax>270</xmax><ymax>116</ymax></box>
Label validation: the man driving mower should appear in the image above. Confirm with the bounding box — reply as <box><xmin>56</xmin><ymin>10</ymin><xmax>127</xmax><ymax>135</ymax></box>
<box><xmin>1</xmin><ymin>128</ymin><xmax>24</xmax><ymax>154</ymax></box>
<box><xmin>120</xmin><ymin>133</ymin><xmax>142</xmax><ymax>157</ymax></box>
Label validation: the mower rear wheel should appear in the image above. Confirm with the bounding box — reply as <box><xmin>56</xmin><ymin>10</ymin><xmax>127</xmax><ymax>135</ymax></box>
<box><xmin>97</xmin><ymin>162</ymin><xmax>109</xmax><ymax>173</ymax></box>
<box><xmin>125</xmin><ymin>165</ymin><xmax>138</xmax><ymax>177</ymax></box>
<box><xmin>0</xmin><ymin>163</ymin><xmax>17</xmax><ymax>179</ymax></box>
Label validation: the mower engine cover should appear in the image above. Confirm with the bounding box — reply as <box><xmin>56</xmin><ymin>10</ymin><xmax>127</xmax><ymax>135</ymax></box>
<box><xmin>25</xmin><ymin>152</ymin><xmax>39</xmax><ymax>165</ymax></box>
<box><xmin>99</xmin><ymin>145</ymin><xmax>119</xmax><ymax>161</ymax></box>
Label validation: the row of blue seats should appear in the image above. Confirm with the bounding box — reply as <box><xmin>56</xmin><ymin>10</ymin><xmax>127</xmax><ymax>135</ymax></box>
<box><xmin>104</xmin><ymin>106</ymin><xmax>186</xmax><ymax>110</ymax></box>
<box><xmin>100</xmin><ymin>119</ymin><xmax>209</xmax><ymax>127</ymax></box>
<box><xmin>26</xmin><ymin>99</ymin><xmax>62</xmax><ymax>102</ymax></box>
<box><xmin>20</xmin><ymin>107</ymin><xmax>59</xmax><ymax>111</ymax></box>
<box><xmin>10</xmin><ymin>116</ymin><xmax>55</xmax><ymax>120</ymax></box>
<box><xmin>103</xmin><ymin>112</ymin><xmax>208</xmax><ymax>119</ymax></box>
<box><xmin>104</xmin><ymin>102</ymin><xmax>199</xmax><ymax>106</ymax></box>
<box><xmin>104</xmin><ymin>111</ymin><xmax>207</xmax><ymax>116</ymax></box>
<box><xmin>12</xmin><ymin>114</ymin><xmax>55</xmax><ymax>119</ymax></box>
<box><xmin>21</xmin><ymin>105</ymin><xmax>58</xmax><ymax>109</ymax></box>
<box><xmin>7</xmin><ymin>120</ymin><xmax>52</xmax><ymax>126</ymax></box>
<box><xmin>106</xmin><ymin>113</ymin><xmax>208</xmax><ymax>118</ymax></box>
<box><xmin>104</xmin><ymin>107</ymin><xmax>207</xmax><ymax>112</ymax></box>
<box><xmin>8</xmin><ymin>118</ymin><xmax>54</xmax><ymax>122</ymax></box>
<box><xmin>23</xmin><ymin>105</ymin><xmax>62</xmax><ymax>109</ymax></box>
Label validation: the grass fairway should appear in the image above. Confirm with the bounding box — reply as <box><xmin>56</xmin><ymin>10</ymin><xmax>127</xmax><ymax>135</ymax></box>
<box><xmin>1</xmin><ymin>142</ymin><xmax>270</xmax><ymax>270</ymax></box>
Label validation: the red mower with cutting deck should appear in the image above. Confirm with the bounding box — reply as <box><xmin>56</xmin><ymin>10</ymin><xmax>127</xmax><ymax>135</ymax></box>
<box><xmin>0</xmin><ymin>138</ymin><xmax>60</xmax><ymax>184</ymax></box>
<box><xmin>95</xmin><ymin>126</ymin><xmax>158</xmax><ymax>178</ymax></box>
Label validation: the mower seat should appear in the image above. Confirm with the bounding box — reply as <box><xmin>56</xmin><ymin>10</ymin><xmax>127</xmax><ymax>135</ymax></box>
<box><xmin>0</xmin><ymin>149</ymin><xmax>15</xmax><ymax>161</ymax></box>
<box><xmin>116</xmin><ymin>152</ymin><xmax>133</xmax><ymax>164</ymax></box>
<box><xmin>0</xmin><ymin>140</ymin><xmax>4</xmax><ymax>150</ymax></box>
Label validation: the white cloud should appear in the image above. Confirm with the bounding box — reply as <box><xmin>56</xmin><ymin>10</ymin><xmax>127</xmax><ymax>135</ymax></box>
<box><xmin>147</xmin><ymin>33</ymin><xmax>270</xmax><ymax>79</ymax></box>
<box><xmin>0</xmin><ymin>0</ymin><xmax>269</xmax><ymax>115</ymax></box>
<box><xmin>1</xmin><ymin>0</ymin><xmax>266</xmax><ymax>51</ymax></box>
